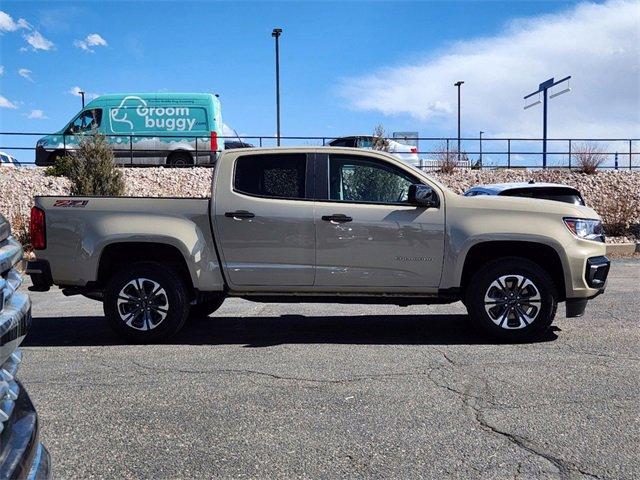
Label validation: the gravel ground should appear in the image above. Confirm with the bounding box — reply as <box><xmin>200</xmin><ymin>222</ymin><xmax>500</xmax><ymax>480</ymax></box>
<box><xmin>19</xmin><ymin>258</ymin><xmax>640</xmax><ymax>479</ymax></box>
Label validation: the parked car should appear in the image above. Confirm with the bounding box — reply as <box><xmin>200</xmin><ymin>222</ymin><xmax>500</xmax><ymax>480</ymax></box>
<box><xmin>35</xmin><ymin>93</ymin><xmax>224</xmax><ymax>167</ymax></box>
<box><xmin>27</xmin><ymin>147</ymin><xmax>609</xmax><ymax>343</ymax></box>
<box><xmin>0</xmin><ymin>151</ymin><xmax>20</xmax><ymax>167</ymax></box>
<box><xmin>224</xmin><ymin>140</ymin><xmax>255</xmax><ymax>149</ymax></box>
<box><xmin>464</xmin><ymin>182</ymin><xmax>586</xmax><ymax>206</ymax></box>
<box><xmin>328</xmin><ymin>136</ymin><xmax>420</xmax><ymax>166</ymax></box>
<box><xmin>0</xmin><ymin>213</ymin><xmax>51</xmax><ymax>478</ymax></box>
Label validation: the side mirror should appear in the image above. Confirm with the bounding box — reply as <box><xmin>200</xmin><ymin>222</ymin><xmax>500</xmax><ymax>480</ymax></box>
<box><xmin>408</xmin><ymin>184</ymin><xmax>439</xmax><ymax>208</ymax></box>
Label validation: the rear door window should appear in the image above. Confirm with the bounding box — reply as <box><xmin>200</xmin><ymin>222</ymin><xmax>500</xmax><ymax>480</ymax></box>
<box><xmin>234</xmin><ymin>153</ymin><xmax>309</xmax><ymax>200</ymax></box>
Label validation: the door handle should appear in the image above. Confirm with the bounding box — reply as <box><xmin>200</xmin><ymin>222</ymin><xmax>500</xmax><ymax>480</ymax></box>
<box><xmin>225</xmin><ymin>210</ymin><xmax>255</xmax><ymax>219</ymax></box>
<box><xmin>321</xmin><ymin>214</ymin><xmax>352</xmax><ymax>223</ymax></box>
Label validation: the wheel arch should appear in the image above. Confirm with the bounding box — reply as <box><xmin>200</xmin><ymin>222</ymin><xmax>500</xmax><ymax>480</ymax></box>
<box><xmin>459</xmin><ymin>240</ymin><xmax>567</xmax><ymax>301</ymax></box>
<box><xmin>96</xmin><ymin>242</ymin><xmax>195</xmax><ymax>297</ymax></box>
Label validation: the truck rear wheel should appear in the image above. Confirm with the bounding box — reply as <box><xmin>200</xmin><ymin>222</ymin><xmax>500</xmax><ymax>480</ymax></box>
<box><xmin>104</xmin><ymin>262</ymin><xmax>190</xmax><ymax>342</ymax></box>
<box><xmin>465</xmin><ymin>257</ymin><xmax>558</xmax><ymax>341</ymax></box>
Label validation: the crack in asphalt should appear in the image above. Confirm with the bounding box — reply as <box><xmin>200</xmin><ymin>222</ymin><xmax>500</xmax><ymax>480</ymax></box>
<box><xmin>130</xmin><ymin>353</ymin><xmax>607</xmax><ymax>479</ymax></box>
<box><xmin>425</xmin><ymin>362</ymin><xmax>606</xmax><ymax>480</ymax></box>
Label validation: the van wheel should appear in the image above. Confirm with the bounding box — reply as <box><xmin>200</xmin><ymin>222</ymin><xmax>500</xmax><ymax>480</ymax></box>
<box><xmin>189</xmin><ymin>295</ymin><xmax>225</xmax><ymax>320</ymax></box>
<box><xmin>104</xmin><ymin>262</ymin><xmax>190</xmax><ymax>342</ymax></box>
<box><xmin>465</xmin><ymin>257</ymin><xmax>557</xmax><ymax>342</ymax></box>
<box><xmin>167</xmin><ymin>151</ymin><xmax>193</xmax><ymax>167</ymax></box>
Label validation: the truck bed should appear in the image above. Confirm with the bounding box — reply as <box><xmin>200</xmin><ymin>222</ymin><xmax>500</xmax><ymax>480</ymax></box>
<box><xmin>32</xmin><ymin>196</ymin><xmax>224</xmax><ymax>291</ymax></box>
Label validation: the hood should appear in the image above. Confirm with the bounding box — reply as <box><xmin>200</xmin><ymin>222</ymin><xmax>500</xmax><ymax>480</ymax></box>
<box><xmin>454</xmin><ymin>192</ymin><xmax>600</xmax><ymax>219</ymax></box>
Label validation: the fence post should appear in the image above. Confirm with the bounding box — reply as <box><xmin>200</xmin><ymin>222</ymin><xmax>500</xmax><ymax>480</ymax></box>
<box><xmin>615</xmin><ymin>152</ymin><xmax>618</xmax><ymax>170</ymax></box>
<box><xmin>568</xmin><ymin>139</ymin><xmax>572</xmax><ymax>169</ymax></box>
<box><xmin>259</xmin><ymin>137</ymin><xmax>263</xmax><ymax>147</ymax></box>
<box><xmin>130</xmin><ymin>135</ymin><xmax>133</xmax><ymax>166</ymax></box>
<box><xmin>507</xmin><ymin>139</ymin><xmax>511</xmax><ymax>168</ymax></box>
<box><xmin>630</xmin><ymin>140</ymin><xmax>633</xmax><ymax>171</ymax></box>
<box><xmin>195</xmin><ymin>135</ymin><xmax>198</xmax><ymax>165</ymax></box>
<box><xmin>446</xmin><ymin>138</ymin><xmax>449</xmax><ymax>156</ymax></box>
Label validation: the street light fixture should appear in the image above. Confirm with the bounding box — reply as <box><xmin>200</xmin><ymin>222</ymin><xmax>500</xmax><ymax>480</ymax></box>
<box><xmin>523</xmin><ymin>76</ymin><xmax>571</xmax><ymax>168</ymax></box>
<box><xmin>79</xmin><ymin>90</ymin><xmax>85</xmax><ymax>108</ymax></box>
<box><xmin>454</xmin><ymin>81</ymin><xmax>464</xmax><ymax>162</ymax></box>
<box><xmin>272</xmin><ymin>28</ymin><xmax>283</xmax><ymax>146</ymax></box>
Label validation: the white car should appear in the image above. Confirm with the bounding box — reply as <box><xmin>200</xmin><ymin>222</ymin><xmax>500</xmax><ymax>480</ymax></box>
<box><xmin>328</xmin><ymin>136</ymin><xmax>420</xmax><ymax>166</ymax></box>
<box><xmin>0</xmin><ymin>151</ymin><xmax>20</xmax><ymax>167</ymax></box>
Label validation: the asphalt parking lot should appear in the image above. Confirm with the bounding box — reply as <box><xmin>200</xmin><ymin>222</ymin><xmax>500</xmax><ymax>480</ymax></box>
<box><xmin>19</xmin><ymin>258</ymin><xmax>639</xmax><ymax>479</ymax></box>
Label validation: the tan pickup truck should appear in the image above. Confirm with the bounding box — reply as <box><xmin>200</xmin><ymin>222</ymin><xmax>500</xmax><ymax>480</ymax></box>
<box><xmin>27</xmin><ymin>147</ymin><xmax>610</xmax><ymax>342</ymax></box>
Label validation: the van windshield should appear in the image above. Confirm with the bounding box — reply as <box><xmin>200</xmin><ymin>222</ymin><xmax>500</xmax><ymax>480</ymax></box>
<box><xmin>68</xmin><ymin>109</ymin><xmax>102</xmax><ymax>133</ymax></box>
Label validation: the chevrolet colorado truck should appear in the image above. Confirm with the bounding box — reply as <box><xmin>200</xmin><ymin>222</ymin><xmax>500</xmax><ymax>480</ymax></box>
<box><xmin>27</xmin><ymin>147</ymin><xmax>610</xmax><ymax>342</ymax></box>
<box><xmin>0</xmin><ymin>214</ymin><xmax>51</xmax><ymax>479</ymax></box>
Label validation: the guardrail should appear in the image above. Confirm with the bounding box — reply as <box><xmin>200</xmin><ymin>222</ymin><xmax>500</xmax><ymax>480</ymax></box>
<box><xmin>1</xmin><ymin>132</ymin><xmax>638</xmax><ymax>170</ymax></box>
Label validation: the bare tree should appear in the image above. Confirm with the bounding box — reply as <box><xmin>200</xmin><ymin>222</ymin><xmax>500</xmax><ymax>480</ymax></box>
<box><xmin>433</xmin><ymin>142</ymin><xmax>468</xmax><ymax>173</ymax></box>
<box><xmin>572</xmin><ymin>142</ymin><xmax>606</xmax><ymax>174</ymax></box>
<box><xmin>371</xmin><ymin>124</ymin><xmax>390</xmax><ymax>152</ymax></box>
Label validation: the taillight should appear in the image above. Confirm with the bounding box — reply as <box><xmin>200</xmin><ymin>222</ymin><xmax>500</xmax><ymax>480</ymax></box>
<box><xmin>30</xmin><ymin>206</ymin><xmax>46</xmax><ymax>250</ymax></box>
<box><xmin>211</xmin><ymin>131</ymin><xmax>218</xmax><ymax>152</ymax></box>
<box><xmin>411</xmin><ymin>147</ymin><xmax>418</xmax><ymax>154</ymax></box>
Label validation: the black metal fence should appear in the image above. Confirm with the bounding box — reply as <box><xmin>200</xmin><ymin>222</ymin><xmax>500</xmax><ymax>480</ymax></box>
<box><xmin>1</xmin><ymin>131</ymin><xmax>638</xmax><ymax>170</ymax></box>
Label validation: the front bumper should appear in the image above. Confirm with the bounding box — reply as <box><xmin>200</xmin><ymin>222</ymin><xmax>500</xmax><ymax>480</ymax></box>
<box><xmin>565</xmin><ymin>255</ymin><xmax>610</xmax><ymax>318</ymax></box>
<box><xmin>34</xmin><ymin>147</ymin><xmax>53</xmax><ymax>167</ymax></box>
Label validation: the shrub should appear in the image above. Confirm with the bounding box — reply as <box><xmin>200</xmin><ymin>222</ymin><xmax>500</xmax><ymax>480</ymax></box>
<box><xmin>572</xmin><ymin>142</ymin><xmax>606</xmax><ymax>174</ymax></box>
<box><xmin>434</xmin><ymin>142</ymin><xmax>468</xmax><ymax>174</ymax></box>
<box><xmin>60</xmin><ymin>134</ymin><xmax>125</xmax><ymax>196</ymax></box>
<box><xmin>44</xmin><ymin>156</ymin><xmax>72</xmax><ymax>177</ymax></box>
<box><xmin>10</xmin><ymin>212</ymin><xmax>30</xmax><ymax>250</ymax></box>
<box><xmin>596</xmin><ymin>190</ymin><xmax>640</xmax><ymax>237</ymax></box>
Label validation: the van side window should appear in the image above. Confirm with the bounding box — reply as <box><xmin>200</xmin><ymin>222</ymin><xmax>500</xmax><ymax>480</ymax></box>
<box><xmin>69</xmin><ymin>109</ymin><xmax>102</xmax><ymax>133</ymax></box>
<box><xmin>235</xmin><ymin>154</ymin><xmax>308</xmax><ymax>200</ymax></box>
<box><xmin>329</xmin><ymin>155</ymin><xmax>417</xmax><ymax>204</ymax></box>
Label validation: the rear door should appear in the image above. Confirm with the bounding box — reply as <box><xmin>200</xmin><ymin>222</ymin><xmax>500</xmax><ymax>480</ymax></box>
<box><xmin>214</xmin><ymin>152</ymin><xmax>316</xmax><ymax>288</ymax></box>
<box><xmin>314</xmin><ymin>153</ymin><xmax>445</xmax><ymax>289</ymax></box>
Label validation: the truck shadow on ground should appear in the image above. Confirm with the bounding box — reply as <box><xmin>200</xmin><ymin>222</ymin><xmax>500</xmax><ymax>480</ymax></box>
<box><xmin>24</xmin><ymin>313</ymin><xmax>559</xmax><ymax>347</ymax></box>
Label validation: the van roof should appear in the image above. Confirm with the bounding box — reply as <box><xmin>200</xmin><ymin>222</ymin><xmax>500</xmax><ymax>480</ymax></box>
<box><xmin>85</xmin><ymin>92</ymin><xmax>219</xmax><ymax>107</ymax></box>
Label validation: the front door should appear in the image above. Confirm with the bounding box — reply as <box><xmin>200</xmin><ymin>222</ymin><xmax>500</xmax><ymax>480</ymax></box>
<box><xmin>214</xmin><ymin>152</ymin><xmax>315</xmax><ymax>288</ymax></box>
<box><xmin>315</xmin><ymin>154</ymin><xmax>445</xmax><ymax>289</ymax></box>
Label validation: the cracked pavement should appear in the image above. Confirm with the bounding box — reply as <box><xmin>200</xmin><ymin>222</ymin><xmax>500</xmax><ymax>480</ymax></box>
<box><xmin>19</xmin><ymin>258</ymin><xmax>639</xmax><ymax>479</ymax></box>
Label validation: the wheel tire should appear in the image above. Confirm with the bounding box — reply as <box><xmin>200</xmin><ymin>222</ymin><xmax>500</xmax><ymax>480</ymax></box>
<box><xmin>189</xmin><ymin>295</ymin><xmax>225</xmax><ymax>320</ymax></box>
<box><xmin>104</xmin><ymin>262</ymin><xmax>190</xmax><ymax>342</ymax></box>
<box><xmin>167</xmin><ymin>151</ymin><xmax>193</xmax><ymax>167</ymax></box>
<box><xmin>465</xmin><ymin>257</ymin><xmax>558</xmax><ymax>342</ymax></box>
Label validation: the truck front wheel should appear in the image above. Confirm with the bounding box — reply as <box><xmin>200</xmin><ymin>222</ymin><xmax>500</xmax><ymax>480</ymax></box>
<box><xmin>465</xmin><ymin>257</ymin><xmax>558</xmax><ymax>341</ymax></box>
<box><xmin>104</xmin><ymin>262</ymin><xmax>190</xmax><ymax>342</ymax></box>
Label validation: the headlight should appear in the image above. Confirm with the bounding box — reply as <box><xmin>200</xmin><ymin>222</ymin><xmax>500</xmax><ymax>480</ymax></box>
<box><xmin>563</xmin><ymin>218</ymin><xmax>604</xmax><ymax>242</ymax></box>
<box><xmin>36</xmin><ymin>139</ymin><xmax>48</xmax><ymax>148</ymax></box>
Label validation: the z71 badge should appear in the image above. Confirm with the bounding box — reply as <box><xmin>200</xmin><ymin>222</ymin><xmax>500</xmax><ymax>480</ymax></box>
<box><xmin>53</xmin><ymin>199</ymin><xmax>89</xmax><ymax>208</ymax></box>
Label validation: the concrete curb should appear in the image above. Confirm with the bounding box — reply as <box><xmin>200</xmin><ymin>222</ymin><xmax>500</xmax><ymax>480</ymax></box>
<box><xmin>606</xmin><ymin>243</ymin><xmax>640</xmax><ymax>255</ymax></box>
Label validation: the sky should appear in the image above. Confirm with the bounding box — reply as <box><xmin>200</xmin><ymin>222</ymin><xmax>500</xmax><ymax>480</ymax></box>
<box><xmin>0</xmin><ymin>0</ymin><xmax>639</xmax><ymax>164</ymax></box>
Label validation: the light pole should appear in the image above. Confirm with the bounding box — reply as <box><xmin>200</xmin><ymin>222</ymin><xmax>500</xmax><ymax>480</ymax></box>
<box><xmin>524</xmin><ymin>76</ymin><xmax>571</xmax><ymax>168</ymax></box>
<box><xmin>79</xmin><ymin>90</ymin><xmax>85</xmax><ymax>108</ymax></box>
<box><xmin>454</xmin><ymin>81</ymin><xmax>464</xmax><ymax>162</ymax></box>
<box><xmin>479</xmin><ymin>131</ymin><xmax>484</xmax><ymax>165</ymax></box>
<box><xmin>272</xmin><ymin>28</ymin><xmax>282</xmax><ymax>146</ymax></box>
